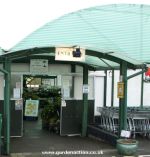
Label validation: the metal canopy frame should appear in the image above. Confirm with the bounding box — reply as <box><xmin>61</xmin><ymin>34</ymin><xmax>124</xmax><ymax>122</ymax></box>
<box><xmin>0</xmin><ymin>46</ymin><xmax>147</xmax><ymax>155</ymax></box>
<box><xmin>0</xmin><ymin>4</ymin><xmax>150</xmax><ymax>155</ymax></box>
<box><xmin>1</xmin><ymin>47</ymin><xmax>145</xmax><ymax>69</ymax></box>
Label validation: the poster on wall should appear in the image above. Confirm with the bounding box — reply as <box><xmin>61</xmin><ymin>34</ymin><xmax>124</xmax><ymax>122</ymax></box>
<box><xmin>13</xmin><ymin>88</ymin><xmax>21</xmax><ymax>99</ymax></box>
<box><xmin>15</xmin><ymin>99</ymin><xmax>23</xmax><ymax>110</ymax></box>
<box><xmin>83</xmin><ymin>84</ymin><xmax>89</xmax><ymax>94</ymax></box>
<box><xmin>30</xmin><ymin>59</ymin><xmax>48</xmax><ymax>74</ymax></box>
<box><xmin>25</xmin><ymin>100</ymin><xmax>39</xmax><ymax>117</ymax></box>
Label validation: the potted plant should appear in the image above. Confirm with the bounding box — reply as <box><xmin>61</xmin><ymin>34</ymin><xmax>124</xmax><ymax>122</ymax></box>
<box><xmin>116</xmin><ymin>130</ymin><xmax>138</xmax><ymax>156</ymax></box>
<box><xmin>41</xmin><ymin>96</ymin><xmax>61</xmax><ymax>133</ymax></box>
<box><xmin>117</xmin><ymin>138</ymin><xmax>138</xmax><ymax>155</ymax></box>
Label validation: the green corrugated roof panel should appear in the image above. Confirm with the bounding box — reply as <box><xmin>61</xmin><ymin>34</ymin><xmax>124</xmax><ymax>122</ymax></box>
<box><xmin>7</xmin><ymin>4</ymin><xmax>150</xmax><ymax>66</ymax></box>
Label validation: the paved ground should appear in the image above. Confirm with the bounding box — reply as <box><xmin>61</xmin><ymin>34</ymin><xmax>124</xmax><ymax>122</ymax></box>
<box><xmin>7</xmin><ymin>118</ymin><xmax>150</xmax><ymax>157</ymax></box>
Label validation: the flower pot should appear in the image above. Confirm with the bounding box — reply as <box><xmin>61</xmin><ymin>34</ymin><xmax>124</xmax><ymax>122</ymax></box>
<box><xmin>117</xmin><ymin>139</ymin><xmax>138</xmax><ymax>156</ymax></box>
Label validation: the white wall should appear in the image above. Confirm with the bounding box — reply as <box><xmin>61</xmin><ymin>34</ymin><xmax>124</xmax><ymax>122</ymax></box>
<box><xmin>5</xmin><ymin>62</ymin><xmax>150</xmax><ymax>110</ymax></box>
<box><xmin>94</xmin><ymin>76</ymin><xmax>104</xmax><ymax>115</ymax></box>
<box><xmin>8</xmin><ymin>63</ymin><xmax>94</xmax><ymax>100</ymax></box>
<box><xmin>49</xmin><ymin>64</ymin><xmax>70</xmax><ymax>74</ymax></box>
<box><xmin>74</xmin><ymin>75</ymin><xmax>94</xmax><ymax>100</ymax></box>
<box><xmin>127</xmin><ymin>70</ymin><xmax>141</xmax><ymax>107</ymax></box>
<box><xmin>113</xmin><ymin>70</ymin><xmax>119</xmax><ymax>107</ymax></box>
<box><xmin>76</xmin><ymin>65</ymin><xmax>83</xmax><ymax>73</ymax></box>
<box><xmin>11</xmin><ymin>63</ymin><xmax>71</xmax><ymax>74</ymax></box>
<box><xmin>143</xmin><ymin>82</ymin><xmax>150</xmax><ymax>106</ymax></box>
<box><xmin>94</xmin><ymin>69</ymin><xmax>150</xmax><ymax>115</ymax></box>
<box><xmin>106</xmin><ymin>71</ymin><xmax>112</xmax><ymax>107</ymax></box>
<box><xmin>11</xmin><ymin>63</ymin><xmax>30</xmax><ymax>72</ymax></box>
<box><xmin>74</xmin><ymin>76</ymin><xmax>83</xmax><ymax>99</ymax></box>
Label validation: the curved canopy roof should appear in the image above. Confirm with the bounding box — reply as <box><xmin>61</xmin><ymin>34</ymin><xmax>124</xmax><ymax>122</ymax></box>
<box><xmin>3</xmin><ymin>4</ymin><xmax>150</xmax><ymax>69</ymax></box>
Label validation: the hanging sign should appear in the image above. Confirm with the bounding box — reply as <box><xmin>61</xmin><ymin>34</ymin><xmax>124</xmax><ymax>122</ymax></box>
<box><xmin>55</xmin><ymin>47</ymin><xmax>85</xmax><ymax>62</ymax></box>
<box><xmin>30</xmin><ymin>59</ymin><xmax>48</xmax><ymax>74</ymax></box>
<box><xmin>117</xmin><ymin>82</ymin><xmax>124</xmax><ymax>98</ymax></box>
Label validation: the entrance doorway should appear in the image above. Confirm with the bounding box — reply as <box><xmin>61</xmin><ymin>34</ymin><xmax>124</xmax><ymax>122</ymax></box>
<box><xmin>22</xmin><ymin>75</ymin><xmax>61</xmax><ymax>135</ymax></box>
<box><xmin>9</xmin><ymin>72</ymin><xmax>95</xmax><ymax>154</ymax></box>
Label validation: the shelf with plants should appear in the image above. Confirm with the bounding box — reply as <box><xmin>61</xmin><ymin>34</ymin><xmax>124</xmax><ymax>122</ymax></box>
<box><xmin>41</xmin><ymin>94</ymin><xmax>61</xmax><ymax>133</ymax></box>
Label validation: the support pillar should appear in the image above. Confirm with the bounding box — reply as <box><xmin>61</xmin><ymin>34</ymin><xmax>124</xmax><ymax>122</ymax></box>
<box><xmin>3</xmin><ymin>58</ymin><xmax>11</xmax><ymax>155</ymax></box>
<box><xmin>71</xmin><ymin>65</ymin><xmax>75</xmax><ymax>98</ymax></box>
<box><xmin>111</xmin><ymin>70</ymin><xmax>114</xmax><ymax>107</ymax></box>
<box><xmin>119</xmin><ymin>61</ymin><xmax>127</xmax><ymax>136</ymax></box>
<box><xmin>103</xmin><ymin>70</ymin><xmax>107</xmax><ymax>107</ymax></box>
<box><xmin>82</xmin><ymin>65</ymin><xmax>88</xmax><ymax>137</ymax></box>
<box><xmin>140</xmin><ymin>71</ymin><xmax>144</xmax><ymax>108</ymax></box>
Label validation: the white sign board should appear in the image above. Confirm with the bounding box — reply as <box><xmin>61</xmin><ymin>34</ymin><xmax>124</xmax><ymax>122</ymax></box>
<box><xmin>83</xmin><ymin>84</ymin><xmax>89</xmax><ymax>94</ymax></box>
<box><xmin>13</xmin><ymin>88</ymin><xmax>21</xmax><ymax>99</ymax></box>
<box><xmin>30</xmin><ymin>59</ymin><xmax>48</xmax><ymax>74</ymax></box>
<box><xmin>61</xmin><ymin>100</ymin><xmax>66</xmax><ymax>107</ymax></box>
<box><xmin>63</xmin><ymin>88</ymin><xmax>70</xmax><ymax>98</ymax></box>
<box><xmin>55</xmin><ymin>47</ymin><xmax>85</xmax><ymax>62</ymax></box>
<box><xmin>25</xmin><ymin>100</ymin><xmax>39</xmax><ymax>117</ymax></box>
<box><xmin>57</xmin><ymin>75</ymin><xmax>62</xmax><ymax>86</ymax></box>
<box><xmin>121</xmin><ymin>130</ymin><xmax>131</xmax><ymax>138</ymax></box>
<box><xmin>15</xmin><ymin>99</ymin><xmax>23</xmax><ymax>110</ymax></box>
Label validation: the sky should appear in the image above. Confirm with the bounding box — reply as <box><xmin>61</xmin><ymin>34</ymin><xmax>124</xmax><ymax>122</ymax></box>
<box><xmin>0</xmin><ymin>0</ymin><xmax>150</xmax><ymax>50</ymax></box>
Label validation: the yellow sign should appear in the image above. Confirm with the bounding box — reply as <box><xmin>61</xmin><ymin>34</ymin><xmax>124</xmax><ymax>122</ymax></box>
<box><xmin>117</xmin><ymin>82</ymin><xmax>124</xmax><ymax>98</ymax></box>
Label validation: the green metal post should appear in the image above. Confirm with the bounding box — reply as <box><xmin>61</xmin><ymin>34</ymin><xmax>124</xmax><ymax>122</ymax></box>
<box><xmin>127</xmin><ymin>69</ymin><xmax>147</xmax><ymax>80</ymax></box>
<box><xmin>111</xmin><ymin>70</ymin><xmax>114</xmax><ymax>107</ymax></box>
<box><xmin>82</xmin><ymin>65</ymin><xmax>88</xmax><ymax>137</ymax></box>
<box><xmin>119</xmin><ymin>61</ymin><xmax>127</xmax><ymax>137</ymax></box>
<box><xmin>71</xmin><ymin>65</ymin><xmax>75</xmax><ymax>98</ymax></box>
<box><xmin>140</xmin><ymin>71</ymin><xmax>144</xmax><ymax>108</ymax></box>
<box><xmin>3</xmin><ymin>58</ymin><xmax>11</xmax><ymax>155</ymax></box>
<box><xmin>103</xmin><ymin>70</ymin><xmax>107</xmax><ymax>107</ymax></box>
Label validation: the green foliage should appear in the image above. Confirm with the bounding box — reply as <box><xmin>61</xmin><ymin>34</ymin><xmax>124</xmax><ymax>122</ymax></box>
<box><xmin>41</xmin><ymin>96</ymin><xmax>61</xmax><ymax>124</ymax></box>
<box><xmin>22</xmin><ymin>89</ymin><xmax>39</xmax><ymax>100</ymax></box>
<box><xmin>23</xmin><ymin>87</ymin><xmax>61</xmax><ymax>99</ymax></box>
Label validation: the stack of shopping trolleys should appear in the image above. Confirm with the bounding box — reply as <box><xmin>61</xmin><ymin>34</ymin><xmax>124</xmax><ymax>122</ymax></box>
<box><xmin>96</xmin><ymin>106</ymin><xmax>150</xmax><ymax>138</ymax></box>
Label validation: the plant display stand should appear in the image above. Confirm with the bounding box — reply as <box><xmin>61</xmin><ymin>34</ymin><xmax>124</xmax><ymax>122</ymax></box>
<box><xmin>116</xmin><ymin>139</ymin><xmax>138</xmax><ymax>156</ymax></box>
<box><xmin>40</xmin><ymin>88</ymin><xmax>61</xmax><ymax>134</ymax></box>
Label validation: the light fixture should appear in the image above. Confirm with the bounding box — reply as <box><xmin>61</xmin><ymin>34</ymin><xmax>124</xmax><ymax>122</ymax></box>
<box><xmin>72</xmin><ymin>48</ymin><xmax>81</xmax><ymax>57</ymax></box>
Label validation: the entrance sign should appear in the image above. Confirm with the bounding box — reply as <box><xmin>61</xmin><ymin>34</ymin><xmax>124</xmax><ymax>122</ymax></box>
<box><xmin>25</xmin><ymin>100</ymin><xmax>39</xmax><ymax>117</ymax></box>
<box><xmin>55</xmin><ymin>47</ymin><xmax>85</xmax><ymax>62</ymax></box>
<box><xmin>30</xmin><ymin>59</ymin><xmax>48</xmax><ymax>74</ymax></box>
<box><xmin>117</xmin><ymin>82</ymin><xmax>124</xmax><ymax>98</ymax></box>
